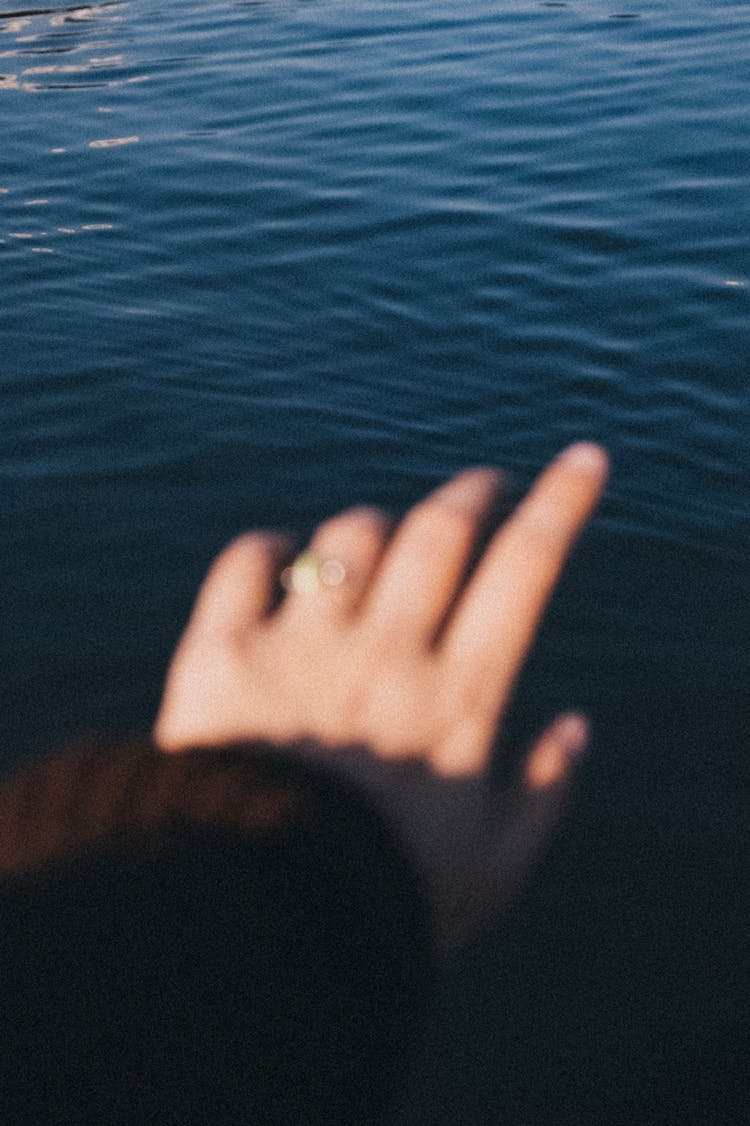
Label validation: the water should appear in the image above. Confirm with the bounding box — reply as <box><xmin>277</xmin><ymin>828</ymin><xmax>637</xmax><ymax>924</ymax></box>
<box><xmin>2</xmin><ymin>0</ymin><xmax>747</xmax><ymax>1119</ymax></box>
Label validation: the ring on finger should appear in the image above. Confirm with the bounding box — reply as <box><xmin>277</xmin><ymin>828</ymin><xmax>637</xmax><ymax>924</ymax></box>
<box><xmin>280</xmin><ymin>551</ymin><xmax>347</xmax><ymax>594</ymax></box>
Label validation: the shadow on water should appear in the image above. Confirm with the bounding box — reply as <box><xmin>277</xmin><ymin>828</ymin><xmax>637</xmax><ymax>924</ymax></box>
<box><xmin>436</xmin><ymin>816</ymin><xmax>745</xmax><ymax>1125</ymax></box>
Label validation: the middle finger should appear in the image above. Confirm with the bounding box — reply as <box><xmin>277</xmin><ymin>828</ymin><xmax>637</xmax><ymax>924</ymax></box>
<box><xmin>360</xmin><ymin>467</ymin><xmax>506</xmax><ymax>647</ymax></box>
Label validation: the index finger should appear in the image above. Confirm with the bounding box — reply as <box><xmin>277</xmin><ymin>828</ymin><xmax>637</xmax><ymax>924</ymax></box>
<box><xmin>441</xmin><ymin>443</ymin><xmax>609</xmax><ymax>706</ymax></box>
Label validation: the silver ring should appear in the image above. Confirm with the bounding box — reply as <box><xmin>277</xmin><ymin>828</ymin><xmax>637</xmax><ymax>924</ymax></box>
<box><xmin>280</xmin><ymin>551</ymin><xmax>346</xmax><ymax>594</ymax></box>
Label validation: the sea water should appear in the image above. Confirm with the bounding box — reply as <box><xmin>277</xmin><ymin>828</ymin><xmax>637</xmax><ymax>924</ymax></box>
<box><xmin>2</xmin><ymin>1</ymin><xmax>747</xmax><ymax>1118</ymax></box>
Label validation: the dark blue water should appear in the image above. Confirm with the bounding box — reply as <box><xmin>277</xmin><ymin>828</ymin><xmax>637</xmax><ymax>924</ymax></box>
<box><xmin>2</xmin><ymin>1</ymin><xmax>747</xmax><ymax>1119</ymax></box>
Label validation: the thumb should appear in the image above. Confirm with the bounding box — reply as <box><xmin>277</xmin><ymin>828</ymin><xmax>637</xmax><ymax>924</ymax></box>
<box><xmin>524</xmin><ymin>710</ymin><xmax>590</xmax><ymax>790</ymax></box>
<box><xmin>439</xmin><ymin>713</ymin><xmax>590</xmax><ymax>954</ymax></box>
<box><xmin>493</xmin><ymin>710</ymin><xmax>590</xmax><ymax>896</ymax></box>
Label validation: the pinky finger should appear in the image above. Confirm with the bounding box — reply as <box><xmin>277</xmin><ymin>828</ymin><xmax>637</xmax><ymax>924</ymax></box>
<box><xmin>187</xmin><ymin>531</ymin><xmax>296</xmax><ymax>641</ymax></box>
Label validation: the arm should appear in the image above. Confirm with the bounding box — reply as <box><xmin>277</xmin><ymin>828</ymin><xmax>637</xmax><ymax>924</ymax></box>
<box><xmin>0</xmin><ymin>738</ymin><xmax>433</xmax><ymax>1124</ymax></box>
<box><xmin>0</xmin><ymin>444</ymin><xmax>607</xmax><ymax>1123</ymax></box>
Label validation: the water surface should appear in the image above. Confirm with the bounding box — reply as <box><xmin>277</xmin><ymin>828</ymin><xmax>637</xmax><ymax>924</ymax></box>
<box><xmin>2</xmin><ymin>1</ymin><xmax>747</xmax><ymax>1119</ymax></box>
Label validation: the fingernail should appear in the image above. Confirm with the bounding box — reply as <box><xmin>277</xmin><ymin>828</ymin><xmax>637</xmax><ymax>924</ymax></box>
<box><xmin>555</xmin><ymin>712</ymin><xmax>590</xmax><ymax>757</ymax></box>
<box><xmin>559</xmin><ymin>443</ymin><xmax>609</xmax><ymax>474</ymax></box>
<box><xmin>434</xmin><ymin>467</ymin><xmax>504</xmax><ymax>511</ymax></box>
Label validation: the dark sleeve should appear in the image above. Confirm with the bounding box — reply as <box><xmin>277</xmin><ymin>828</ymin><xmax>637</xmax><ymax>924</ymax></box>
<box><xmin>0</xmin><ymin>739</ymin><xmax>435</xmax><ymax>1126</ymax></box>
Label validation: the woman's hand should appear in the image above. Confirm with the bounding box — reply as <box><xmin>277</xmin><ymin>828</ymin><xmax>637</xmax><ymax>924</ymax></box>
<box><xmin>154</xmin><ymin>443</ymin><xmax>608</xmax><ymax>950</ymax></box>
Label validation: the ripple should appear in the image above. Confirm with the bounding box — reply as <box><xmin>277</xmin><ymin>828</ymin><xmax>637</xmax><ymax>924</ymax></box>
<box><xmin>88</xmin><ymin>133</ymin><xmax>137</xmax><ymax>147</ymax></box>
<box><xmin>0</xmin><ymin>1</ymin><xmax>140</xmax><ymax>92</ymax></box>
<box><xmin>1</xmin><ymin>0</ymin><xmax>749</xmax><ymax>715</ymax></box>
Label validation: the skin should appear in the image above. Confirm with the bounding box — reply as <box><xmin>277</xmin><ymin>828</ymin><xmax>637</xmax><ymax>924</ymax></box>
<box><xmin>154</xmin><ymin>442</ymin><xmax>609</xmax><ymax>952</ymax></box>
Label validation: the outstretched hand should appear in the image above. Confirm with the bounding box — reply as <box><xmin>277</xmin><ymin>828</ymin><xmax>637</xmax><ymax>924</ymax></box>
<box><xmin>155</xmin><ymin>443</ymin><xmax>608</xmax><ymax>950</ymax></box>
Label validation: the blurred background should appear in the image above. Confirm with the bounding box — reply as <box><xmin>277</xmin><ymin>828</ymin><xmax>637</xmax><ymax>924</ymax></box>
<box><xmin>2</xmin><ymin>1</ymin><xmax>747</xmax><ymax>1120</ymax></box>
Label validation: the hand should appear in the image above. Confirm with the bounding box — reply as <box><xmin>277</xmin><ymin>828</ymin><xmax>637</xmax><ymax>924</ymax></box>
<box><xmin>154</xmin><ymin>443</ymin><xmax>608</xmax><ymax>950</ymax></box>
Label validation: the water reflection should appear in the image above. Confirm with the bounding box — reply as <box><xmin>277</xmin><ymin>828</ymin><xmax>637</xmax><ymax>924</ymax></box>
<box><xmin>0</xmin><ymin>1</ymin><xmax>143</xmax><ymax>250</ymax></box>
<box><xmin>0</xmin><ymin>2</ymin><xmax>131</xmax><ymax>92</ymax></box>
<box><xmin>88</xmin><ymin>133</ymin><xmax>138</xmax><ymax>146</ymax></box>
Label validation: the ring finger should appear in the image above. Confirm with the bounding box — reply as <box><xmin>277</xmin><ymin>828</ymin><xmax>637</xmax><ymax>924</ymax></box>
<box><xmin>281</xmin><ymin>505</ymin><xmax>393</xmax><ymax>620</ymax></box>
